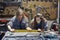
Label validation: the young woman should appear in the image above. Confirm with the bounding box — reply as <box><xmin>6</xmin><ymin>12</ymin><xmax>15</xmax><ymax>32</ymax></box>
<box><xmin>31</xmin><ymin>14</ymin><xmax>48</xmax><ymax>31</ymax></box>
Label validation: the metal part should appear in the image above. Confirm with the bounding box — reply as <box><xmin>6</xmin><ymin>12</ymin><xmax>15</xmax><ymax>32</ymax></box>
<box><xmin>2</xmin><ymin>31</ymin><xmax>60</xmax><ymax>40</ymax></box>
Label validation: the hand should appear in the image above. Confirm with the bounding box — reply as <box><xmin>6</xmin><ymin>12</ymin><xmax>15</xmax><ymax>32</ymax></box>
<box><xmin>10</xmin><ymin>29</ymin><xmax>15</xmax><ymax>32</ymax></box>
<box><xmin>26</xmin><ymin>27</ymin><xmax>32</xmax><ymax>30</ymax></box>
<box><xmin>48</xmin><ymin>30</ymin><xmax>50</xmax><ymax>31</ymax></box>
<box><xmin>7</xmin><ymin>25</ymin><xmax>15</xmax><ymax>32</ymax></box>
<box><xmin>51</xmin><ymin>29</ymin><xmax>54</xmax><ymax>31</ymax></box>
<box><xmin>38</xmin><ymin>29</ymin><xmax>41</xmax><ymax>31</ymax></box>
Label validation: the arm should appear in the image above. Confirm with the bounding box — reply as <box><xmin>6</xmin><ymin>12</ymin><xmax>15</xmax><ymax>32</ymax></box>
<box><xmin>7</xmin><ymin>25</ymin><xmax>15</xmax><ymax>31</ymax></box>
<box><xmin>7</xmin><ymin>16</ymin><xmax>16</xmax><ymax>31</ymax></box>
<box><xmin>24</xmin><ymin>16</ymin><xmax>32</xmax><ymax>30</ymax></box>
<box><xmin>42</xmin><ymin>17</ymin><xmax>48</xmax><ymax>31</ymax></box>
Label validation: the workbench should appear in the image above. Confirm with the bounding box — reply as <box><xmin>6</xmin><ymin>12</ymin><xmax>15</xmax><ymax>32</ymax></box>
<box><xmin>2</xmin><ymin>30</ymin><xmax>60</xmax><ymax>40</ymax></box>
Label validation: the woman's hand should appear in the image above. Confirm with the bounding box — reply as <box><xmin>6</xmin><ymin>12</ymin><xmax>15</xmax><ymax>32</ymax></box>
<box><xmin>38</xmin><ymin>29</ymin><xmax>41</xmax><ymax>31</ymax></box>
<box><xmin>10</xmin><ymin>29</ymin><xmax>15</xmax><ymax>32</ymax></box>
<box><xmin>7</xmin><ymin>25</ymin><xmax>15</xmax><ymax>32</ymax></box>
<box><xmin>26</xmin><ymin>27</ymin><xmax>32</xmax><ymax>30</ymax></box>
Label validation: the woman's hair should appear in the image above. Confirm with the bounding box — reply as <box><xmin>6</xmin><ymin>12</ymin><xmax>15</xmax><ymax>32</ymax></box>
<box><xmin>34</xmin><ymin>15</ymin><xmax>44</xmax><ymax>29</ymax></box>
<box><xmin>34</xmin><ymin>15</ymin><xmax>40</xmax><ymax>28</ymax></box>
<box><xmin>16</xmin><ymin>8</ymin><xmax>24</xmax><ymax>18</ymax></box>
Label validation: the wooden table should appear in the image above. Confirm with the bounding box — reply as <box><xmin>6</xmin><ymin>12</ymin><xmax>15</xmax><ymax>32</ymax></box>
<box><xmin>15</xmin><ymin>30</ymin><xmax>38</xmax><ymax>32</ymax></box>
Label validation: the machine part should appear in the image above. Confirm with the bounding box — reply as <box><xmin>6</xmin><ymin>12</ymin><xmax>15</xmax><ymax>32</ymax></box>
<box><xmin>52</xmin><ymin>2</ymin><xmax>58</xmax><ymax>8</ymax></box>
<box><xmin>0</xmin><ymin>33</ymin><xmax>5</xmax><ymax>40</ymax></box>
<box><xmin>36</xmin><ymin>6</ymin><xmax>42</xmax><ymax>13</ymax></box>
<box><xmin>0</xmin><ymin>2</ymin><xmax>5</xmax><ymax>13</ymax></box>
<box><xmin>2</xmin><ymin>31</ymin><xmax>60</xmax><ymax>40</ymax></box>
<box><xmin>22</xmin><ymin>0</ymin><xmax>57</xmax><ymax>20</ymax></box>
<box><xmin>29</xmin><ymin>9</ymin><xmax>32</xmax><ymax>20</ymax></box>
<box><xmin>44</xmin><ymin>13</ymin><xmax>50</xmax><ymax>19</ymax></box>
<box><xmin>43</xmin><ymin>7</ymin><xmax>50</xmax><ymax>16</ymax></box>
<box><xmin>4</xmin><ymin>6</ymin><xmax>18</xmax><ymax>15</ymax></box>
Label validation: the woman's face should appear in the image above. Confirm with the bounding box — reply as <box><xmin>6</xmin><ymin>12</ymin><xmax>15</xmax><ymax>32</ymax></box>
<box><xmin>36</xmin><ymin>17</ymin><xmax>41</xmax><ymax>23</ymax></box>
<box><xmin>17</xmin><ymin>14</ymin><xmax>23</xmax><ymax>21</ymax></box>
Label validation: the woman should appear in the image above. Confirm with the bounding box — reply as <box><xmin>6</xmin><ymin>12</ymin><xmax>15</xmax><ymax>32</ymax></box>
<box><xmin>31</xmin><ymin>14</ymin><xmax>48</xmax><ymax>31</ymax></box>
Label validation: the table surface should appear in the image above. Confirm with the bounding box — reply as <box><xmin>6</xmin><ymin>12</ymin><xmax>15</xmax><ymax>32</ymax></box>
<box><xmin>3</xmin><ymin>30</ymin><xmax>60</xmax><ymax>36</ymax></box>
<box><xmin>2</xmin><ymin>30</ymin><xmax>60</xmax><ymax>40</ymax></box>
<box><xmin>15</xmin><ymin>30</ymin><xmax>39</xmax><ymax>32</ymax></box>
